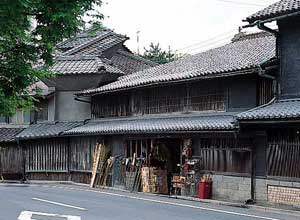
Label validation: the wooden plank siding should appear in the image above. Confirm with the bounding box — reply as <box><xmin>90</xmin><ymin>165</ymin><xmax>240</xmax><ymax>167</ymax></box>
<box><xmin>0</xmin><ymin>143</ymin><xmax>23</xmax><ymax>179</ymax></box>
<box><xmin>23</xmin><ymin>136</ymin><xmax>102</xmax><ymax>183</ymax></box>
<box><xmin>70</xmin><ymin>136</ymin><xmax>98</xmax><ymax>172</ymax></box>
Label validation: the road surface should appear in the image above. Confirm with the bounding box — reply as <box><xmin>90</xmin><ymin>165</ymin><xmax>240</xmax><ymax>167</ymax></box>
<box><xmin>0</xmin><ymin>184</ymin><xmax>299</xmax><ymax>220</ymax></box>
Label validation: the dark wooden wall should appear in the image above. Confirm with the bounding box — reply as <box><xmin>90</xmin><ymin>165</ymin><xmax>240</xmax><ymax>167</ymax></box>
<box><xmin>0</xmin><ymin>143</ymin><xmax>23</xmax><ymax>179</ymax></box>
<box><xmin>91</xmin><ymin>75</ymin><xmax>272</xmax><ymax>119</ymax></box>
<box><xmin>24</xmin><ymin>136</ymin><xmax>102</xmax><ymax>184</ymax></box>
<box><xmin>69</xmin><ymin>136</ymin><xmax>99</xmax><ymax>184</ymax></box>
<box><xmin>278</xmin><ymin>16</ymin><xmax>300</xmax><ymax>99</ymax></box>
<box><xmin>70</xmin><ymin>136</ymin><xmax>98</xmax><ymax>172</ymax></box>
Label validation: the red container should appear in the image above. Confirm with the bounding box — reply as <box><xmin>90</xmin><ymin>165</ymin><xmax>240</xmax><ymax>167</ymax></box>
<box><xmin>198</xmin><ymin>181</ymin><xmax>212</xmax><ymax>199</ymax></box>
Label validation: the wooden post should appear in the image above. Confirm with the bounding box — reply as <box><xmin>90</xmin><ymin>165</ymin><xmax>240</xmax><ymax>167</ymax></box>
<box><xmin>90</xmin><ymin>143</ymin><xmax>103</xmax><ymax>188</ymax></box>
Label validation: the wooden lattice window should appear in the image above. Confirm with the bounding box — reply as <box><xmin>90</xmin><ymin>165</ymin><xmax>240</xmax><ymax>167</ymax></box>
<box><xmin>189</xmin><ymin>82</ymin><xmax>225</xmax><ymax>112</ymax></box>
<box><xmin>267</xmin><ymin>129</ymin><xmax>300</xmax><ymax>179</ymax></box>
<box><xmin>258</xmin><ymin>78</ymin><xmax>274</xmax><ymax>105</ymax></box>
<box><xmin>194</xmin><ymin>138</ymin><xmax>252</xmax><ymax>174</ymax></box>
<box><xmin>134</xmin><ymin>82</ymin><xmax>226</xmax><ymax>115</ymax></box>
<box><xmin>92</xmin><ymin>93</ymin><xmax>130</xmax><ymax>118</ymax></box>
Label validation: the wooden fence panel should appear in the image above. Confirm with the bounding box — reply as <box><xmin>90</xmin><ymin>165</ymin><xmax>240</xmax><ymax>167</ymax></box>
<box><xmin>268</xmin><ymin>131</ymin><xmax>300</xmax><ymax>178</ymax></box>
<box><xmin>195</xmin><ymin>138</ymin><xmax>252</xmax><ymax>174</ymax></box>
<box><xmin>70</xmin><ymin>136</ymin><xmax>98</xmax><ymax>172</ymax></box>
<box><xmin>25</xmin><ymin>138</ymin><xmax>68</xmax><ymax>172</ymax></box>
<box><xmin>0</xmin><ymin>143</ymin><xmax>23</xmax><ymax>175</ymax></box>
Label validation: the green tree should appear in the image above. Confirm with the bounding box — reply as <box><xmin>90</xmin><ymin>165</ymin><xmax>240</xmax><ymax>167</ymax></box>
<box><xmin>142</xmin><ymin>43</ymin><xmax>182</xmax><ymax>64</ymax></box>
<box><xmin>0</xmin><ymin>0</ymin><xmax>103</xmax><ymax>116</ymax></box>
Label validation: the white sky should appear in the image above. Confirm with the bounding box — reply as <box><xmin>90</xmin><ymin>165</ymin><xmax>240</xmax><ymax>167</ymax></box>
<box><xmin>99</xmin><ymin>0</ymin><xmax>278</xmax><ymax>54</ymax></box>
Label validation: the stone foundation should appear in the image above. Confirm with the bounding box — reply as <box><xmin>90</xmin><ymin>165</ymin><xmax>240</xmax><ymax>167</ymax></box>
<box><xmin>211</xmin><ymin>174</ymin><xmax>251</xmax><ymax>202</ymax></box>
<box><xmin>255</xmin><ymin>178</ymin><xmax>300</xmax><ymax>207</ymax></box>
<box><xmin>211</xmin><ymin>175</ymin><xmax>300</xmax><ymax>207</ymax></box>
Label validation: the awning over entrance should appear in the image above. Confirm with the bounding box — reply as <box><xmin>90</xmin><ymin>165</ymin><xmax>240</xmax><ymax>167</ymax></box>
<box><xmin>237</xmin><ymin>99</ymin><xmax>300</xmax><ymax>121</ymax></box>
<box><xmin>64</xmin><ymin>113</ymin><xmax>237</xmax><ymax>135</ymax></box>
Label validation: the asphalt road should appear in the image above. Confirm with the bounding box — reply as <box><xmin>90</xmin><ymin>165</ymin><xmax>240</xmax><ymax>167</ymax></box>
<box><xmin>0</xmin><ymin>184</ymin><xmax>299</xmax><ymax>220</ymax></box>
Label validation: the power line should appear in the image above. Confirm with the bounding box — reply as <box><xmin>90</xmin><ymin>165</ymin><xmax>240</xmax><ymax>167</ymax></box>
<box><xmin>214</xmin><ymin>0</ymin><xmax>267</xmax><ymax>7</ymax></box>
<box><xmin>177</xmin><ymin>32</ymin><xmax>236</xmax><ymax>53</ymax></box>
<box><xmin>177</xmin><ymin>29</ymin><xmax>237</xmax><ymax>51</ymax></box>
<box><xmin>182</xmin><ymin>35</ymin><xmax>234</xmax><ymax>54</ymax></box>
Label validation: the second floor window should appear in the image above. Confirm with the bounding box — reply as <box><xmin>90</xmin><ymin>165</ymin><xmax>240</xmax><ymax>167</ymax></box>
<box><xmin>91</xmin><ymin>81</ymin><xmax>226</xmax><ymax>118</ymax></box>
<box><xmin>0</xmin><ymin>116</ymin><xmax>8</xmax><ymax>123</ymax></box>
<box><xmin>23</xmin><ymin>111</ymin><xmax>31</xmax><ymax>123</ymax></box>
<box><xmin>134</xmin><ymin>82</ymin><xmax>225</xmax><ymax>115</ymax></box>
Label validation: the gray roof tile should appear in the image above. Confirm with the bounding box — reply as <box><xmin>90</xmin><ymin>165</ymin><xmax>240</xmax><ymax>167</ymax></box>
<box><xmin>50</xmin><ymin>55</ymin><xmax>124</xmax><ymax>75</ymax></box>
<box><xmin>110</xmin><ymin>50</ymin><xmax>158</xmax><ymax>74</ymax></box>
<box><xmin>75</xmin><ymin>36</ymin><xmax>127</xmax><ymax>56</ymax></box>
<box><xmin>237</xmin><ymin>99</ymin><xmax>300</xmax><ymax>120</ymax></box>
<box><xmin>77</xmin><ymin>34</ymin><xmax>276</xmax><ymax>96</ymax></box>
<box><xmin>64</xmin><ymin>114</ymin><xmax>236</xmax><ymax>135</ymax></box>
<box><xmin>0</xmin><ymin>128</ymin><xmax>24</xmax><ymax>143</ymax></box>
<box><xmin>246</xmin><ymin>0</ymin><xmax>300</xmax><ymax>24</ymax></box>
<box><xmin>57</xmin><ymin>28</ymin><xmax>127</xmax><ymax>52</ymax></box>
<box><xmin>16</xmin><ymin>121</ymin><xmax>83</xmax><ymax>140</ymax></box>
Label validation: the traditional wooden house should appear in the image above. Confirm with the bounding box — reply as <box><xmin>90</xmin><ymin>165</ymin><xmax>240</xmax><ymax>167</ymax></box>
<box><xmin>64</xmin><ymin>31</ymin><xmax>278</xmax><ymax>202</ymax></box>
<box><xmin>4</xmin><ymin>0</ymin><xmax>300</xmax><ymax>208</ymax></box>
<box><xmin>236</xmin><ymin>0</ymin><xmax>300</xmax><ymax>207</ymax></box>
<box><xmin>12</xmin><ymin>28</ymin><xmax>157</xmax><ymax>183</ymax></box>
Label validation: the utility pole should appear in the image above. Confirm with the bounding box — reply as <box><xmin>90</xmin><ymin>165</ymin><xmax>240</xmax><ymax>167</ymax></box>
<box><xmin>136</xmin><ymin>30</ymin><xmax>140</xmax><ymax>55</ymax></box>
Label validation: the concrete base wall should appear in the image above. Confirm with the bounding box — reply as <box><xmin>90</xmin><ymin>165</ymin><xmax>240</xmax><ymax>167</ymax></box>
<box><xmin>211</xmin><ymin>174</ymin><xmax>300</xmax><ymax>207</ymax></box>
<box><xmin>211</xmin><ymin>174</ymin><xmax>251</xmax><ymax>202</ymax></box>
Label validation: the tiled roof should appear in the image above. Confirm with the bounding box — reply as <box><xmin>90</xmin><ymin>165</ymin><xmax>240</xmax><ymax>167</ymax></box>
<box><xmin>231</xmin><ymin>31</ymin><xmax>273</xmax><ymax>42</ymax></box>
<box><xmin>16</xmin><ymin>121</ymin><xmax>83</xmax><ymax>140</ymax></box>
<box><xmin>50</xmin><ymin>55</ymin><xmax>124</xmax><ymax>75</ymax></box>
<box><xmin>77</xmin><ymin>34</ymin><xmax>276</xmax><ymax>96</ymax></box>
<box><xmin>73</xmin><ymin>35</ymin><xmax>128</xmax><ymax>56</ymax></box>
<box><xmin>245</xmin><ymin>0</ymin><xmax>300</xmax><ymax>24</ymax></box>
<box><xmin>110</xmin><ymin>50</ymin><xmax>158</xmax><ymax>74</ymax></box>
<box><xmin>57</xmin><ymin>28</ymin><xmax>127</xmax><ymax>52</ymax></box>
<box><xmin>64</xmin><ymin>113</ymin><xmax>236</xmax><ymax>135</ymax></box>
<box><xmin>237</xmin><ymin>99</ymin><xmax>300</xmax><ymax>120</ymax></box>
<box><xmin>0</xmin><ymin>128</ymin><xmax>24</xmax><ymax>143</ymax></box>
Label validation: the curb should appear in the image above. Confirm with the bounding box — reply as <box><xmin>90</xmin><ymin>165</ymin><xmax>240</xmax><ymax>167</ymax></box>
<box><xmin>248</xmin><ymin>204</ymin><xmax>300</xmax><ymax>217</ymax></box>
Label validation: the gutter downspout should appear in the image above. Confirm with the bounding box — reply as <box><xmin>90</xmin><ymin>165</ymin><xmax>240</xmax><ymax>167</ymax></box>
<box><xmin>257</xmin><ymin>65</ymin><xmax>278</xmax><ymax>99</ymax></box>
<box><xmin>244</xmin><ymin>19</ymin><xmax>279</xmax><ymax>203</ymax></box>
<box><xmin>257</xmin><ymin>23</ymin><xmax>278</xmax><ymax>36</ymax></box>
<box><xmin>74</xmin><ymin>97</ymin><xmax>91</xmax><ymax>104</ymax></box>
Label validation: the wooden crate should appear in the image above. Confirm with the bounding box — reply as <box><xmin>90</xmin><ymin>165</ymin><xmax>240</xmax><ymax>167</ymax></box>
<box><xmin>141</xmin><ymin>167</ymin><xmax>168</xmax><ymax>194</ymax></box>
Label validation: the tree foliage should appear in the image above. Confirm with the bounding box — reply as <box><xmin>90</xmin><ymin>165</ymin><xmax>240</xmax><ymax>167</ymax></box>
<box><xmin>0</xmin><ymin>0</ymin><xmax>103</xmax><ymax>116</ymax></box>
<box><xmin>142</xmin><ymin>42</ymin><xmax>183</xmax><ymax>64</ymax></box>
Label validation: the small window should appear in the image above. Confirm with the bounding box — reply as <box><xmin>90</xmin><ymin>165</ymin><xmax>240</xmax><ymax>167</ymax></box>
<box><xmin>0</xmin><ymin>116</ymin><xmax>7</xmax><ymax>123</ymax></box>
<box><xmin>23</xmin><ymin>111</ymin><xmax>31</xmax><ymax>123</ymax></box>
